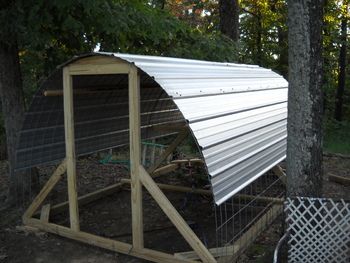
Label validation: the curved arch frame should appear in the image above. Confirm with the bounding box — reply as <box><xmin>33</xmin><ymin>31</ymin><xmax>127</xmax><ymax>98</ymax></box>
<box><xmin>23</xmin><ymin>55</ymin><xmax>217</xmax><ymax>263</ymax></box>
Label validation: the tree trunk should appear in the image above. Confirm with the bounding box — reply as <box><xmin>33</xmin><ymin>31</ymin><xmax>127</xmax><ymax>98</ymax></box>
<box><xmin>0</xmin><ymin>36</ymin><xmax>26</xmax><ymax>204</ymax></box>
<box><xmin>256</xmin><ymin>13</ymin><xmax>263</xmax><ymax>66</ymax></box>
<box><xmin>334</xmin><ymin>8</ymin><xmax>347</xmax><ymax>121</ymax></box>
<box><xmin>286</xmin><ymin>0</ymin><xmax>324</xmax><ymax>197</ymax></box>
<box><xmin>277</xmin><ymin>25</ymin><xmax>288</xmax><ymax>79</ymax></box>
<box><xmin>219</xmin><ymin>0</ymin><xmax>240</xmax><ymax>41</ymax></box>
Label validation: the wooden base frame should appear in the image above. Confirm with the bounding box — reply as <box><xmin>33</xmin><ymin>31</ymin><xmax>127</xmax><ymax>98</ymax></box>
<box><xmin>22</xmin><ymin>57</ymin><xmax>283</xmax><ymax>263</ymax></box>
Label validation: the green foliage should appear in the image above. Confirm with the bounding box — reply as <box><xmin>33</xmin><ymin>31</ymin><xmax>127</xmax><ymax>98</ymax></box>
<box><xmin>240</xmin><ymin>0</ymin><xmax>288</xmax><ymax>76</ymax></box>
<box><xmin>324</xmin><ymin>120</ymin><xmax>350</xmax><ymax>154</ymax></box>
<box><xmin>323</xmin><ymin>0</ymin><xmax>350</xmax><ymax>121</ymax></box>
<box><xmin>1</xmin><ymin>0</ymin><xmax>239</xmax><ymax>102</ymax></box>
<box><xmin>97</xmin><ymin>1</ymin><xmax>239</xmax><ymax>61</ymax></box>
<box><xmin>1</xmin><ymin>0</ymin><xmax>349</xmax><ymax>156</ymax></box>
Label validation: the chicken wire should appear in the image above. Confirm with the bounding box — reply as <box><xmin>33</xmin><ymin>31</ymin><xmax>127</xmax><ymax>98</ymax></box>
<box><xmin>214</xmin><ymin>171</ymin><xmax>285</xmax><ymax>262</ymax></box>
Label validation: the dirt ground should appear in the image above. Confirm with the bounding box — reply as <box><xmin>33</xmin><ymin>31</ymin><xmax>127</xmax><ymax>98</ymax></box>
<box><xmin>0</xmin><ymin>155</ymin><xmax>349</xmax><ymax>263</ymax></box>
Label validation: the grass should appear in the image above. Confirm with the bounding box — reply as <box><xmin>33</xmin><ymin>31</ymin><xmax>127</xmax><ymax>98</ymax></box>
<box><xmin>324</xmin><ymin>120</ymin><xmax>350</xmax><ymax>155</ymax></box>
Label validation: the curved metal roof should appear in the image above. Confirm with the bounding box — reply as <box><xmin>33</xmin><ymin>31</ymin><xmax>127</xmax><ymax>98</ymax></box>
<box><xmin>16</xmin><ymin>52</ymin><xmax>288</xmax><ymax>205</ymax></box>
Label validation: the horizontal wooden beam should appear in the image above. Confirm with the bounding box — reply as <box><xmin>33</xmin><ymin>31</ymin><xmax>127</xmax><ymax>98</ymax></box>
<box><xmin>44</xmin><ymin>89</ymin><xmax>106</xmax><ymax>97</ymax></box>
<box><xmin>328</xmin><ymin>173</ymin><xmax>350</xmax><ymax>186</ymax></box>
<box><xmin>25</xmin><ymin>218</ymin><xmax>197</xmax><ymax>263</ymax></box>
<box><xmin>68</xmin><ymin>63</ymin><xmax>130</xmax><ymax>75</ymax></box>
<box><xmin>121</xmin><ymin>179</ymin><xmax>284</xmax><ymax>204</ymax></box>
<box><xmin>171</xmin><ymin>159</ymin><xmax>204</xmax><ymax>165</ymax></box>
<box><xmin>237</xmin><ymin>194</ymin><xmax>284</xmax><ymax>205</ymax></box>
<box><xmin>49</xmin><ymin>182</ymin><xmax>126</xmax><ymax>216</ymax></box>
<box><xmin>175</xmin><ymin>245</ymin><xmax>239</xmax><ymax>261</ymax></box>
<box><xmin>121</xmin><ymin>179</ymin><xmax>212</xmax><ymax>196</ymax></box>
<box><xmin>152</xmin><ymin>163</ymin><xmax>179</xmax><ymax>177</ymax></box>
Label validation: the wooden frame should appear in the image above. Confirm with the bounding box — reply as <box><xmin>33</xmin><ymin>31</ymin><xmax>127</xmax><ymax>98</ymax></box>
<box><xmin>22</xmin><ymin>56</ymin><xmax>282</xmax><ymax>263</ymax></box>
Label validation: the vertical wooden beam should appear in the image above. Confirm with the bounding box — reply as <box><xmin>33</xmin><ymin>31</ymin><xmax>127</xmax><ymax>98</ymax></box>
<box><xmin>63</xmin><ymin>67</ymin><xmax>80</xmax><ymax>231</ymax></box>
<box><xmin>129</xmin><ymin>66</ymin><xmax>144</xmax><ymax>249</ymax></box>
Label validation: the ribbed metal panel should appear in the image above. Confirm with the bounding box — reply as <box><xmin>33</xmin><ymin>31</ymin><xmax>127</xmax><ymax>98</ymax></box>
<box><xmin>16</xmin><ymin>52</ymin><xmax>288</xmax><ymax>205</ymax></box>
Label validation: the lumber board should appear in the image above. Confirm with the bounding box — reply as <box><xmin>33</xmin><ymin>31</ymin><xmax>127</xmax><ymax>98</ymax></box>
<box><xmin>237</xmin><ymin>194</ymin><xmax>284</xmax><ymax>204</ymax></box>
<box><xmin>328</xmin><ymin>173</ymin><xmax>350</xmax><ymax>186</ymax></box>
<box><xmin>24</xmin><ymin>218</ymin><xmax>198</xmax><ymax>263</ymax></box>
<box><xmin>129</xmin><ymin>66</ymin><xmax>144</xmax><ymax>249</ymax></box>
<box><xmin>63</xmin><ymin>67</ymin><xmax>80</xmax><ymax>231</ymax></box>
<box><xmin>23</xmin><ymin>159</ymin><xmax>67</xmax><ymax>221</ymax></box>
<box><xmin>175</xmin><ymin>245</ymin><xmax>239</xmax><ymax>261</ymax></box>
<box><xmin>40</xmin><ymin>204</ymin><xmax>51</xmax><ymax>223</ymax></box>
<box><xmin>271</xmin><ymin>165</ymin><xmax>287</xmax><ymax>185</ymax></box>
<box><xmin>44</xmin><ymin>89</ymin><xmax>103</xmax><ymax>97</ymax></box>
<box><xmin>49</xmin><ymin>182</ymin><xmax>126</xmax><ymax>216</ymax></box>
<box><xmin>121</xmin><ymin>179</ymin><xmax>284</xmax><ymax>204</ymax></box>
<box><xmin>68</xmin><ymin>63</ymin><xmax>130</xmax><ymax>75</ymax></box>
<box><xmin>139</xmin><ymin>166</ymin><xmax>216</xmax><ymax>263</ymax></box>
<box><xmin>175</xmin><ymin>204</ymin><xmax>283</xmax><ymax>261</ymax></box>
<box><xmin>171</xmin><ymin>159</ymin><xmax>204</xmax><ymax>165</ymax></box>
<box><xmin>152</xmin><ymin>163</ymin><xmax>179</xmax><ymax>177</ymax></box>
<box><xmin>121</xmin><ymin>179</ymin><xmax>211</xmax><ymax>195</ymax></box>
<box><xmin>152</xmin><ymin>123</ymin><xmax>188</xmax><ymax>132</ymax></box>
<box><xmin>148</xmin><ymin>130</ymin><xmax>189</xmax><ymax>174</ymax></box>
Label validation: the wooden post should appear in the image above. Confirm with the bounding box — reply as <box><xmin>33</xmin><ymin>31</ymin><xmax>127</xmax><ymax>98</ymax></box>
<box><xmin>129</xmin><ymin>66</ymin><xmax>144</xmax><ymax>249</ymax></box>
<box><xmin>63</xmin><ymin>67</ymin><xmax>80</xmax><ymax>231</ymax></box>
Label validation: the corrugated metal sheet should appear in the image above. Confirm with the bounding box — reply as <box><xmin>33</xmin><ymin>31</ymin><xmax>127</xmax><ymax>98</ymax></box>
<box><xmin>16</xmin><ymin>52</ymin><xmax>288</xmax><ymax>205</ymax></box>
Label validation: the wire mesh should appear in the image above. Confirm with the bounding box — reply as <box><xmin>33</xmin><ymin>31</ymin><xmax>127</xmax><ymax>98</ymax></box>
<box><xmin>16</xmin><ymin>72</ymin><xmax>184</xmax><ymax>171</ymax></box>
<box><xmin>214</xmin><ymin>171</ymin><xmax>285</xmax><ymax>262</ymax></box>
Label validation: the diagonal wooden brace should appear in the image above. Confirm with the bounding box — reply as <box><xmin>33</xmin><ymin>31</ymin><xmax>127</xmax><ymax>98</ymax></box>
<box><xmin>139</xmin><ymin>165</ymin><xmax>216</xmax><ymax>263</ymax></box>
<box><xmin>23</xmin><ymin>159</ymin><xmax>67</xmax><ymax>222</ymax></box>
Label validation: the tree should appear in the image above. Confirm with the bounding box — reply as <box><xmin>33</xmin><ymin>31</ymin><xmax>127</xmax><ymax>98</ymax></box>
<box><xmin>0</xmin><ymin>0</ymin><xmax>239</xmax><ymax>205</ymax></box>
<box><xmin>0</xmin><ymin>1</ymin><xmax>28</xmax><ymax>204</ymax></box>
<box><xmin>286</xmin><ymin>0</ymin><xmax>324</xmax><ymax>197</ymax></box>
<box><xmin>334</xmin><ymin>1</ymin><xmax>348</xmax><ymax>121</ymax></box>
<box><xmin>219</xmin><ymin>0</ymin><xmax>240</xmax><ymax>41</ymax></box>
<box><xmin>240</xmin><ymin>0</ymin><xmax>287</xmax><ymax>72</ymax></box>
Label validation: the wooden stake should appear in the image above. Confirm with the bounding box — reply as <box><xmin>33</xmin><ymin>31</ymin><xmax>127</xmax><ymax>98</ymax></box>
<box><xmin>148</xmin><ymin>130</ymin><xmax>189</xmax><ymax>174</ymax></box>
<box><xmin>129</xmin><ymin>66</ymin><xmax>144</xmax><ymax>249</ymax></box>
<box><xmin>40</xmin><ymin>204</ymin><xmax>51</xmax><ymax>223</ymax></box>
<box><xmin>63</xmin><ymin>67</ymin><xmax>80</xmax><ymax>231</ymax></box>
<box><xmin>139</xmin><ymin>166</ymin><xmax>216</xmax><ymax>263</ymax></box>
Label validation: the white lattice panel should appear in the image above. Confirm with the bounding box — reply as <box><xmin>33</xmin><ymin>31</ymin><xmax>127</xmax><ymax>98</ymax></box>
<box><xmin>285</xmin><ymin>197</ymin><xmax>350</xmax><ymax>263</ymax></box>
